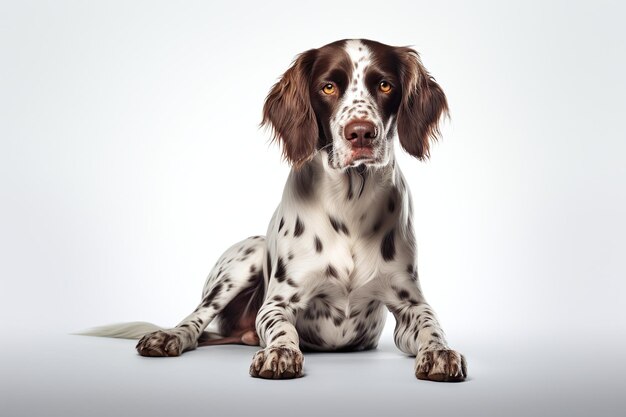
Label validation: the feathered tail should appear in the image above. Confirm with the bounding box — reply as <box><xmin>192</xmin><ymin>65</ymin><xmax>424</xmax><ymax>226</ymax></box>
<box><xmin>73</xmin><ymin>321</ymin><xmax>165</xmax><ymax>339</ymax></box>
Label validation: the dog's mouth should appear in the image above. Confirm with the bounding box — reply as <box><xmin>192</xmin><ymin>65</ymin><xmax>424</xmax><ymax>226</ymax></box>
<box><xmin>344</xmin><ymin>147</ymin><xmax>380</xmax><ymax>167</ymax></box>
<box><xmin>351</xmin><ymin>147</ymin><xmax>374</xmax><ymax>160</ymax></box>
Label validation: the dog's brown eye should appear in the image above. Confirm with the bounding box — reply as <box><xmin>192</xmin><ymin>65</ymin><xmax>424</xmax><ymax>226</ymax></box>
<box><xmin>322</xmin><ymin>83</ymin><xmax>336</xmax><ymax>95</ymax></box>
<box><xmin>379</xmin><ymin>81</ymin><xmax>392</xmax><ymax>93</ymax></box>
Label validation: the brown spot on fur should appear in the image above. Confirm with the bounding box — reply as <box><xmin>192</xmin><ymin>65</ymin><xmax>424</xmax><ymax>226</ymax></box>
<box><xmin>326</xmin><ymin>265</ymin><xmax>338</xmax><ymax>278</ymax></box>
<box><xmin>314</xmin><ymin>236</ymin><xmax>323</xmax><ymax>252</ymax></box>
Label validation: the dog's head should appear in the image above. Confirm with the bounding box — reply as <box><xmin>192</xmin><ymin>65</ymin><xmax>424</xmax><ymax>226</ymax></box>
<box><xmin>262</xmin><ymin>39</ymin><xmax>448</xmax><ymax>170</ymax></box>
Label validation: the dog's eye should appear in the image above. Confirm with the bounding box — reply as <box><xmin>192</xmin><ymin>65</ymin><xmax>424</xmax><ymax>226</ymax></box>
<box><xmin>322</xmin><ymin>83</ymin><xmax>336</xmax><ymax>95</ymax></box>
<box><xmin>379</xmin><ymin>81</ymin><xmax>392</xmax><ymax>93</ymax></box>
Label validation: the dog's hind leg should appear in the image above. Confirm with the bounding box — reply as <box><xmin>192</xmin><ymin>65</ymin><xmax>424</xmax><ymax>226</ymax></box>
<box><xmin>135</xmin><ymin>236</ymin><xmax>266</xmax><ymax>357</ymax></box>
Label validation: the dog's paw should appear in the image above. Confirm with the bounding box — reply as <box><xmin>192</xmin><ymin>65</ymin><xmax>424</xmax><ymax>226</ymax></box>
<box><xmin>415</xmin><ymin>349</ymin><xmax>467</xmax><ymax>382</ymax></box>
<box><xmin>249</xmin><ymin>346</ymin><xmax>304</xmax><ymax>379</ymax></box>
<box><xmin>136</xmin><ymin>330</ymin><xmax>193</xmax><ymax>357</ymax></box>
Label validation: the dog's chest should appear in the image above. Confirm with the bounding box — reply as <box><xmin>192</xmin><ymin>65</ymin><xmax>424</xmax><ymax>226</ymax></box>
<box><xmin>295</xmin><ymin>282</ymin><xmax>386</xmax><ymax>351</ymax></box>
<box><xmin>293</xmin><ymin>238</ymin><xmax>388</xmax><ymax>350</ymax></box>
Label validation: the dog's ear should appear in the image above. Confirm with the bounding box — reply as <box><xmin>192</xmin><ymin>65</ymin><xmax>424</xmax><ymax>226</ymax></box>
<box><xmin>396</xmin><ymin>48</ymin><xmax>449</xmax><ymax>160</ymax></box>
<box><xmin>262</xmin><ymin>49</ymin><xmax>318</xmax><ymax>167</ymax></box>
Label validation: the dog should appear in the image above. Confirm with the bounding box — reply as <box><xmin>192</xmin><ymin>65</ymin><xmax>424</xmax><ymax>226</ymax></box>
<box><xmin>82</xmin><ymin>39</ymin><xmax>467</xmax><ymax>382</ymax></box>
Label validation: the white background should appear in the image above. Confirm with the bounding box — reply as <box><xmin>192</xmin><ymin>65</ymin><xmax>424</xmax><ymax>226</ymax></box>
<box><xmin>1</xmin><ymin>1</ymin><xmax>625</xmax><ymax>416</ymax></box>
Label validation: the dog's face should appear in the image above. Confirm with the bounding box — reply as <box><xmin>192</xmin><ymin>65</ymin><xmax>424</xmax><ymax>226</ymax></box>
<box><xmin>262</xmin><ymin>39</ymin><xmax>448</xmax><ymax>170</ymax></box>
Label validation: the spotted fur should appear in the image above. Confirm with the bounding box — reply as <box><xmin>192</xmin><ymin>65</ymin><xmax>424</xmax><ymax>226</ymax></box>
<box><xmin>81</xmin><ymin>39</ymin><xmax>466</xmax><ymax>382</ymax></box>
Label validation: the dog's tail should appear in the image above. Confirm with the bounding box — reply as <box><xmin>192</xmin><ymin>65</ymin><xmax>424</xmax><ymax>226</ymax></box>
<box><xmin>73</xmin><ymin>322</ymin><xmax>165</xmax><ymax>339</ymax></box>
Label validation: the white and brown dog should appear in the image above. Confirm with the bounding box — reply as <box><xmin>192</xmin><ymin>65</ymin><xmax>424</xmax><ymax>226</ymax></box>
<box><xmin>84</xmin><ymin>39</ymin><xmax>467</xmax><ymax>382</ymax></box>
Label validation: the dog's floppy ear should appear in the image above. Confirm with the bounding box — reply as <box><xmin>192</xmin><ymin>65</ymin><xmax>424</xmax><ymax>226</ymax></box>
<box><xmin>262</xmin><ymin>49</ymin><xmax>318</xmax><ymax>167</ymax></box>
<box><xmin>396</xmin><ymin>48</ymin><xmax>449</xmax><ymax>160</ymax></box>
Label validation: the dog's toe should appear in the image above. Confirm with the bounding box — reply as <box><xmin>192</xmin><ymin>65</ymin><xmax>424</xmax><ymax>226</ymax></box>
<box><xmin>415</xmin><ymin>349</ymin><xmax>467</xmax><ymax>382</ymax></box>
<box><xmin>250</xmin><ymin>346</ymin><xmax>304</xmax><ymax>379</ymax></box>
<box><xmin>136</xmin><ymin>330</ymin><xmax>184</xmax><ymax>357</ymax></box>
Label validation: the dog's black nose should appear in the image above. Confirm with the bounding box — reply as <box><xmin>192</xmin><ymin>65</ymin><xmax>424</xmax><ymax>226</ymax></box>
<box><xmin>344</xmin><ymin>120</ymin><xmax>376</xmax><ymax>148</ymax></box>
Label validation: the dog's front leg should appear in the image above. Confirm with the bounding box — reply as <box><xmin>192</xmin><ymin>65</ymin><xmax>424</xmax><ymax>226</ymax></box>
<box><xmin>385</xmin><ymin>268</ymin><xmax>467</xmax><ymax>382</ymax></box>
<box><xmin>249</xmin><ymin>283</ymin><xmax>305</xmax><ymax>379</ymax></box>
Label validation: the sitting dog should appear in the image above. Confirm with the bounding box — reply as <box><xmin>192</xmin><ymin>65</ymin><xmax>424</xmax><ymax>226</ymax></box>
<box><xmin>84</xmin><ymin>39</ymin><xmax>467</xmax><ymax>382</ymax></box>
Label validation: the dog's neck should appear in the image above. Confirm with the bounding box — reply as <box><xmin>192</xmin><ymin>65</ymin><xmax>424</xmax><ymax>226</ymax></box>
<box><xmin>285</xmin><ymin>151</ymin><xmax>404</xmax><ymax>225</ymax></box>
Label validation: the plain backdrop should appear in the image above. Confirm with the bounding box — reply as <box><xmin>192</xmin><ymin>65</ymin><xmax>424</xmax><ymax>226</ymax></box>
<box><xmin>1</xmin><ymin>1</ymin><xmax>625</xmax><ymax>416</ymax></box>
